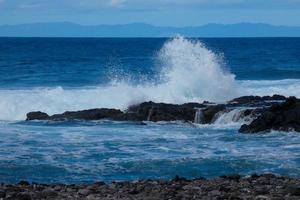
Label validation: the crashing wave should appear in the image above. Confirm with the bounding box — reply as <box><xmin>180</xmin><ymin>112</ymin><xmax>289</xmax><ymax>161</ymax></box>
<box><xmin>0</xmin><ymin>37</ymin><xmax>236</xmax><ymax>120</ymax></box>
<box><xmin>212</xmin><ymin>108</ymin><xmax>254</xmax><ymax>125</ymax></box>
<box><xmin>0</xmin><ymin>37</ymin><xmax>300</xmax><ymax>121</ymax></box>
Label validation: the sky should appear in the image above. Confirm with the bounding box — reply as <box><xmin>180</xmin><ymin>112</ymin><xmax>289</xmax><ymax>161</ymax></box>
<box><xmin>0</xmin><ymin>0</ymin><xmax>300</xmax><ymax>26</ymax></box>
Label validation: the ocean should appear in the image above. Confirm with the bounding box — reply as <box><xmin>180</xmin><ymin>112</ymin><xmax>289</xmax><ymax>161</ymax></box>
<box><xmin>0</xmin><ymin>37</ymin><xmax>300</xmax><ymax>183</ymax></box>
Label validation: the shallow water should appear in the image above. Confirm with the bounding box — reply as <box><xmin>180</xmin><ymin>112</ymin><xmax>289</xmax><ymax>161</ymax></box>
<box><xmin>0</xmin><ymin>120</ymin><xmax>299</xmax><ymax>183</ymax></box>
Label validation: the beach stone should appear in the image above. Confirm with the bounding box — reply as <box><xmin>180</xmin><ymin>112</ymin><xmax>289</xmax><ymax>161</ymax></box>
<box><xmin>219</xmin><ymin>185</ymin><xmax>231</xmax><ymax>192</ymax></box>
<box><xmin>94</xmin><ymin>181</ymin><xmax>105</xmax><ymax>186</ymax></box>
<box><xmin>255</xmin><ymin>186</ymin><xmax>269</xmax><ymax>195</ymax></box>
<box><xmin>128</xmin><ymin>189</ymin><xmax>139</xmax><ymax>195</ymax></box>
<box><xmin>86</xmin><ymin>194</ymin><xmax>98</xmax><ymax>199</ymax></box>
<box><xmin>18</xmin><ymin>181</ymin><xmax>30</xmax><ymax>186</ymax></box>
<box><xmin>53</xmin><ymin>185</ymin><xmax>63</xmax><ymax>191</ymax></box>
<box><xmin>14</xmin><ymin>192</ymin><xmax>32</xmax><ymax>200</ymax></box>
<box><xmin>255</xmin><ymin>195</ymin><xmax>270</xmax><ymax>200</ymax></box>
<box><xmin>286</xmin><ymin>185</ymin><xmax>300</xmax><ymax>196</ymax></box>
<box><xmin>262</xmin><ymin>174</ymin><xmax>276</xmax><ymax>179</ymax></box>
<box><xmin>210</xmin><ymin>190</ymin><xmax>221</xmax><ymax>196</ymax></box>
<box><xmin>220</xmin><ymin>174</ymin><xmax>241</xmax><ymax>181</ymax></box>
<box><xmin>78</xmin><ymin>188</ymin><xmax>91</xmax><ymax>196</ymax></box>
<box><xmin>41</xmin><ymin>188</ymin><xmax>58</xmax><ymax>198</ymax></box>
<box><xmin>0</xmin><ymin>190</ymin><xmax>6</xmax><ymax>198</ymax></box>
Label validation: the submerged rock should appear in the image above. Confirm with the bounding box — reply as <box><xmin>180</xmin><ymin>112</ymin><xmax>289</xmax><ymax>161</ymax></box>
<box><xmin>239</xmin><ymin>97</ymin><xmax>300</xmax><ymax>133</ymax></box>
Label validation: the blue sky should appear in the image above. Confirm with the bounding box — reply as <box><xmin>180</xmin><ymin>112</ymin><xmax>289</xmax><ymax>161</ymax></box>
<box><xmin>0</xmin><ymin>0</ymin><xmax>300</xmax><ymax>26</ymax></box>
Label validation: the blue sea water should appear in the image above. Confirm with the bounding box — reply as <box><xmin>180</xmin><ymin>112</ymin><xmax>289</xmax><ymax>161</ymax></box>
<box><xmin>1</xmin><ymin>37</ymin><xmax>300</xmax><ymax>88</ymax></box>
<box><xmin>0</xmin><ymin>37</ymin><xmax>300</xmax><ymax>183</ymax></box>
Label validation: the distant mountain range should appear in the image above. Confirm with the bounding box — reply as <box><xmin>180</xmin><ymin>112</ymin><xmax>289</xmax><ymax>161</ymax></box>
<box><xmin>0</xmin><ymin>22</ymin><xmax>300</xmax><ymax>37</ymax></box>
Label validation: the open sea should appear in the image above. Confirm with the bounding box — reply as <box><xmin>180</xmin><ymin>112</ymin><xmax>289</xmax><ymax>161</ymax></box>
<box><xmin>0</xmin><ymin>37</ymin><xmax>300</xmax><ymax>183</ymax></box>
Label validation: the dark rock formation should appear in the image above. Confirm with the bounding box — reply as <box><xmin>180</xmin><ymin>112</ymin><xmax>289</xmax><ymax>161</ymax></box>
<box><xmin>229</xmin><ymin>95</ymin><xmax>286</xmax><ymax>106</ymax></box>
<box><xmin>201</xmin><ymin>105</ymin><xmax>226</xmax><ymax>123</ymax></box>
<box><xmin>48</xmin><ymin>109</ymin><xmax>123</xmax><ymax>121</ymax></box>
<box><xmin>26</xmin><ymin>102</ymin><xmax>205</xmax><ymax>123</ymax></box>
<box><xmin>1</xmin><ymin>174</ymin><xmax>299</xmax><ymax>200</ymax></box>
<box><xmin>125</xmin><ymin>101</ymin><xmax>205</xmax><ymax>122</ymax></box>
<box><xmin>26</xmin><ymin>112</ymin><xmax>49</xmax><ymax>120</ymax></box>
<box><xmin>239</xmin><ymin>97</ymin><xmax>300</xmax><ymax>133</ymax></box>
<box><xmin>27</xmin><ymin>109</ymin><xmax>123</xmax><ymax>121</ymax></box>
<box><xmin>25</xmin><ymin>95</ymin><xmax>300</xmax><ymax>133</ymax></box>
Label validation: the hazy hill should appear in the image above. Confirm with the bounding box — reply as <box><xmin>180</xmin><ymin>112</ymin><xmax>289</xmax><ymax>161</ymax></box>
<box><xmin>0</xmin><ymin>22</ymin><xmax>299</xmax><ymax>37</ymax></box>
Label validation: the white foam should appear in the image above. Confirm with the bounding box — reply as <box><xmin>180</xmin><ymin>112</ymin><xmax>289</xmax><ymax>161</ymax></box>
<box><xmin>0</xmin><ymin>37</ymin><xmax>299</xmax><ymax>121</ymax></box>
<box><xmin>0</xmin><ymin>37</ymin><xmax>237</xmax><ymax>120</ymax></box>
<box><xmin>238</xmin><ymin>79</ymin><xmax>300</xmax><ymax>97</ymax></box>
<box><xmin>213</xmin><ymin>109</ymin><xmax>247</xmax><ymax>125</ymax></box>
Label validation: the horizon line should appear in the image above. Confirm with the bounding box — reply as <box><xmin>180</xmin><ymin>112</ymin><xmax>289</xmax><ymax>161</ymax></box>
<box><xmin>1</xmin><ymin>21</ymin><xmax>300</xmax><ymax>28</ymax></box>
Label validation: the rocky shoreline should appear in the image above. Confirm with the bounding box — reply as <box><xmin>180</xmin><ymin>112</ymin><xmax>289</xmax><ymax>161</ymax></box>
<box><xmin>26</xmin><ymin>95</ymin><xmax>300</xmax><ymax>134</ymax></box>
<box><xmin>0</xmin><ymin>174</ymin><xmax>299</xmax><ymax>200</ymax></box>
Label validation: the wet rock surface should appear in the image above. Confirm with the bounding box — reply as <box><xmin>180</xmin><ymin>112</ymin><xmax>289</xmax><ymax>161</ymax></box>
<box><xmin>26</xmin><ymin>102</ymin><xmax>205</xmax><ymax>122</ymax></box>
<box><xmin>239</xmin><ymin>97</ymin><xmax>300</xmax><ymax>133</ymax></box>
<box><xmin>124</xmin><ymin>101</ymin><xmax>205</xmax><ymax>122</ymax></box>
<box><xmin>26</xmin><ymin>95</ymin><xmax>288</xmax><ymax>123</ymax></box>
<box><xmin>228</xmin><ymin>95</ymin><xmax>287</xmax><ymax>106</ymax></box>
<box><xmin>1</xmin><ymin>174</ymin><xmax>300</xmax><ymax>200</ymax></box>
<box><xmin>27</xmin><ymin>109</ymin><xmax>123</xmax><ymax>121</ymax></box>
<box><xmin>26</xmin><ymin>112</ymin><xmax>49</xmax><ymax>120</ymax></box>
<box><xmin>201</xmin><ymin>104</ymin><xmax>226</xmax><ymax>123</ymax></box>
<box><xmin>26</xmin><ymin>95</ymin><xmax>300</xmax><ymax>133</ymax></box>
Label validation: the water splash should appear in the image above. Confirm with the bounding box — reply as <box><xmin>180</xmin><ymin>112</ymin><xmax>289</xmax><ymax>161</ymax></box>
<box><xmin>212</xmin><ymin>108</ymin><xmax>254</xmax><ymax>125</ymax></box>
<box><xmin>157</xmin><ymin>37</ymin><xmax>237</xmax><ymax>102</ymax></box>
<box><xmin>194</xmin><ymin>108</ymin><xmax>205</xmax><ymax>124</ymax></box>
<box><xmin>0</xmin><ymin>37</ymin><xmax>238</xmax><ymax>120</ymax></box>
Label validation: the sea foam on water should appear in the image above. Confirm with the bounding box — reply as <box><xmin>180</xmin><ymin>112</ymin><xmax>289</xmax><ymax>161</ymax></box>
<box><xmin>0</xmin><ymin>37</ymin><xmax>237</xmax><ymax>120</ymax></box>
<box><xmin>0</xmin><ymin>37</ymin><xmax>299</xmax><ymax>120</ymax></box>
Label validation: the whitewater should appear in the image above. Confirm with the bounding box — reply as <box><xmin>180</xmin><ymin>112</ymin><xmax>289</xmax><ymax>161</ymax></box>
<box><xmin>1</xmin><ymin>37</ymin><xmax>300</xmax><ymax>183</ymax></box>
<box><xmin>0</xmin><ymin>37</ymin><xmax>299</xmax><ymax>120</ymax></box>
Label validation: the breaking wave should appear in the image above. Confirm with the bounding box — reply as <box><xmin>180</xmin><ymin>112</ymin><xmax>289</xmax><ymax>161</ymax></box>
<box><xmin>0</xmin><ymin>37</ymin><xmax>299</xmax><ymax>120</ymax></box>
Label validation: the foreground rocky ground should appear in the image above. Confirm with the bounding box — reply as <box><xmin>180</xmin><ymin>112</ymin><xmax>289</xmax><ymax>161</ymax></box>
<box><xmin>1</xmin><ymin>174</ymin><xmax>300</xmax><ymax>200</ymax></box>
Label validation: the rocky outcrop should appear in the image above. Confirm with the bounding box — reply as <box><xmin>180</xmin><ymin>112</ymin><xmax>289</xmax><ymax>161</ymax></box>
<box><xmin>239</xmin><ymin>97</ymin><xmax>300</xmax><ymax>133</ymax></box>
<box><xmin>26</xmin><ymin>102</ymin><xmax>206</xmax><ymax>122</ymax></box>
<box><xmin>201</xmin><ymin>105</ymin><xmax>226</xmax><ymax>123</ymax></box>
<box><xmin>26</xmin><ymin>111</ymin><xmax>49</xmax><ymax>120</ymax></box>
<box><xmin>25</xmin><ymin>102</ymin><xmax>227</xmax><ymax>124</ymax></box>
<box><xmin>0</xmin><ymin>174</ymin><xmax>299</xmax><ymax>200</ymax></box>
<box><xmin>49</xmin><ymin>109</ymin><xmax>124</xmax><ymax>121</ymax></box>
<box><xmin>26</xmin><ymin>95</ymin><xmax>300</xmax><ymax>133</ymax></box>
<box><xmin>229</xmin><ymin>95</ymin><xmax>286</xmax><ymax>106</ymax></box>
<box><xmin>124</xmin><ymin>102</ymin><xmax>205</xmax><ymax>122</ymax></box>
<box><xmin>27</xmin><ymin>109</ymin><xmax>123</xmax><ymax>121</ymax></box>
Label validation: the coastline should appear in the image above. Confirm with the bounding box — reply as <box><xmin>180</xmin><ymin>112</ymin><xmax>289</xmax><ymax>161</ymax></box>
<box><xmin>1</xmin><ymin>174</ymin><xmax>300</xmax><ymax>200</ymax></box>
<box><xmin>0</xmin><ymin>34</ymin><xmax>300</xmax><ymax>200</ymax></box>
